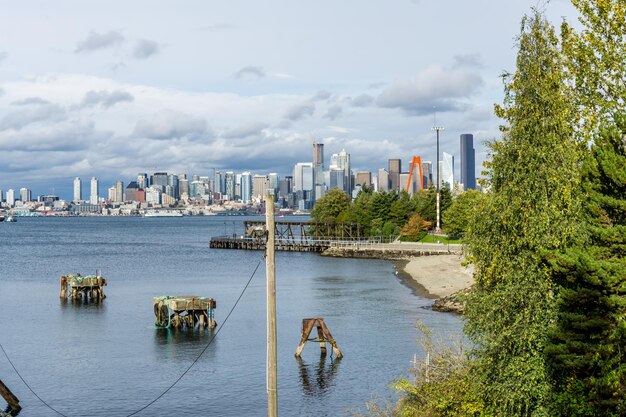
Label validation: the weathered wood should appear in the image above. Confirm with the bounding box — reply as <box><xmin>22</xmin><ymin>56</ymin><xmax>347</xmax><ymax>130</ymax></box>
<box><xmin>60</xmin><ymin>274</ymin><xmax>107</xmax><ymax>302</ymax></box>
<box><xmin>294</xmin><ymin>318</ymin><xmax>343</xmax><ymax>359</ymax></box>
<box><xmin>152</xmin><ymin>296</ymin><xmax>217</xmax><ymax>329</ymax></box>
<box><xmin>0</xmin><ymin>379</ymin><xmax>21</xmax><ymax>414</ymax></box>
<box><xmin>265</xmin><ymin>195</ymin><xmax>278</xmax><ymax>417</ymax></box>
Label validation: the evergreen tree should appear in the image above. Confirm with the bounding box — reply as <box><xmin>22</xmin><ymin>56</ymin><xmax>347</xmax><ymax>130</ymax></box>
<box><xmin>309</xmin><ymin>188</ymin><xmax>350</xmax><ymax>223</ymax></box>
<box><xmin>465</xmin><ymin>12</ymin><xmax>582</xmax><ymax>416</ymax></box>
<box><xmin>546</xmin><ymin>115</ymin><xmax>626</xmax><ymax>417</ymax></box>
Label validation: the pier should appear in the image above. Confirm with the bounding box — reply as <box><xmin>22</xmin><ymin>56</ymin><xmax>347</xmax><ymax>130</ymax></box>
<box><xmin>60</xmin><ymin>274</ymin><xmax>107</xmax><ymax>302</ymax></box>
<box><xmin>153</xmin><ymin>296</ymin><xmax>217</xmax><ymax>329</ymax></box>
<box><xmin>209</xmin><ymin>221</ymin><xmax>363</xmax><ymax>252</ymax></box>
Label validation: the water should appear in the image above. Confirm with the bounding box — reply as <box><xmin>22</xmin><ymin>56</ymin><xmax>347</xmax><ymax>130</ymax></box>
<box><xmin>0</xmin><ymin>216</ymin><xmax>462</xmax><ymax>416</ymax></box>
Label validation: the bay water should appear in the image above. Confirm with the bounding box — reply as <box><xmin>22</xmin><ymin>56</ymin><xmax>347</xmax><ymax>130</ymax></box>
<box><xmin>0</xmin><ymin>216</ymin><xmax>462</xmax><ymax>416</ymax></box>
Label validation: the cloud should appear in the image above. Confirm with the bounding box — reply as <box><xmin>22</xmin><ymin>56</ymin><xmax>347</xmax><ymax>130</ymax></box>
<box><xmin>0</xmin><ymin>51</ymin><xmax>7</xmax><ymax>64</ymax></box>
<box><xmin>200</xmin><ymin>23</ymin><xmax>236</xmax><ymax>32</ymax></box>
<box><xmin>222</xmin><ymin>121</ymin><xmax>268</xmax><ymax>139</ymax></box>
<box><xmin>133</xmin><ymin>39</ymin><xmax>160</xmax><ymax>59</ymax></box>
<box><xmin>75</xmin><ymin>30</ymin><xmax>125</xmax><ymax>53</ymax></box>
<box><xmin>377</xmin><ymin>65</ymin><xmax>483</xmax><ymax>115</ymax></box>
<box><xmin>0</xmin><ymin>103</ymin><xmax>66</xmax><ymax>131</ymax></box>
<box><xmin>312</xmin><ymin>90</ymin><xmax>331</xmax><ymax>101</ymax></box>
<box><xmin>323</xmin><ymin>104</ymin><xmax>343</xmax><ymax>121</ymax></box>
<box><xmin>80</xmin><ymin>90</ymin><xmax>134</xmax><ymax>108</ymax></box>
<box><xmin>0</xmin><ymin>121</ymin><xmax>101</xmax><ymax>152</ymax></box>
<box><xmin>11</xmin><ymin>97</ymin><xmax>50</xmax><ymax>106</ymax></box>
<box><xmin>283</xmin><ymin>101</ymin><xmax>315</xmax><ymax>121</ymax></box>
<box><xmin>0</xmin><ymin>88</ymin><xmax>4</xmax><ymax>97</ymax></box>
<box><xmin>351</xmin><ymin>94</ymin><xmax>374</xmax><ymax>107</ymax></box>
<box><xmin>234</xmin><ymin>66</ymin><xmax>266</xmax><ymax>79</ymax></box>
<box><xmin>453</xmin><ymin>53</ymin><xmax>484</xmax><ymax>69</ymax></box>
<box><xmin>133</xmin><ymin>110</ymin><xmax>211</xmax><ymax>141</ymax></box>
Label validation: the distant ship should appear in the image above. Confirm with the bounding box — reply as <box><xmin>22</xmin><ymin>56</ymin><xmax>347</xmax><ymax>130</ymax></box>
<box><xmin>143</xmin><ymin>210</ymin><xmax>183</xmax><ymax>217</ymax></box>
<box><xmin>5</xmin><ymin>215</ymin><xmax>16</xmax><ymax>222</ymax></box>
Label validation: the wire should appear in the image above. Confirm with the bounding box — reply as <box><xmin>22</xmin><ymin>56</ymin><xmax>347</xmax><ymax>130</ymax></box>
<box><xmin>0</xmin><ymin>256</ymin><xmax>264</xmax><ymax>417</ymax></box>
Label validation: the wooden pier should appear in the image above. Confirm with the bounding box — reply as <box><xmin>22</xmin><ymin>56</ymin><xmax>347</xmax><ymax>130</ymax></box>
<box><xmin>209</xmin><ymin>221</ymin><xmax>363</xmax><ymax>252</ymax></box>
<box><xmin>60</xmin><ymin>274</ymin><xmax>107</xmax><ymax>302</ymax></box>
<box><xmin>153</xmin><ymin>296</ymin><xmax>216</xmax><ymax>329</ymax></box>
<box><xmin>0</xmin><ymin>379</ymin><xmax>21</xmax><ymax>416</ymax></box>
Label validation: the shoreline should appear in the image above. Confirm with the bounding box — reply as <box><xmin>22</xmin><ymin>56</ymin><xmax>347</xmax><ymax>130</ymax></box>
<box><xmin>398</xmin><ymin>254</ymin><xmax>474</xmax><ymax>298</ymax></box>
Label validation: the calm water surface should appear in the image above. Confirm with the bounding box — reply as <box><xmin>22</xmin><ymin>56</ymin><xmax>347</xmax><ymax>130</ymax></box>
<box><xmin>0</xmin><ymin>216</ymin><xmax>462</xmax><ymax>416</ymax></box>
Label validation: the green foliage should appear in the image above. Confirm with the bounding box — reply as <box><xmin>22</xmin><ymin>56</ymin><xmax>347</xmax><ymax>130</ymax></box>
<box><xmin>545</xmin><ymin>115</ymin><xmax>626</xmax><ymax>417</ymax></box>
<box><xmin>412</xmin><ymin>185</ymin><xmax>452</xmax><ymax>227</ymax></box>
<box><xmin>443</xmin><ymin>190</ymin><xmax>485</xmax><ymax>237</ymax></box>
<box><xmin>465</xmin><ymin>11</ymin><xmax>582</xmax><ymax>416</ymax></box>
<box><xmin>310</xmin><ymin>187</ymin><xmax>351</xmax><ymax>223</ymax></box>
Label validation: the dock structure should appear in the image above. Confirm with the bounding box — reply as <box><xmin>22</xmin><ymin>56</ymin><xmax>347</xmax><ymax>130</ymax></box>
<box><xmin>153</xmin><ymin>296</ymin><xmax>216</xmax><ymax>329</ymax></box>
<box><xmin>295</xmin><ymin>318</ymin><xmax>343</xmax><ymax>359</ymax></box>
<box><xmin>0</xmin><ymin>379</ymin><xmax>21</xmax><ymax>416</ymax></box>
<box><xmin>60</xmin><ymin>274</ymin><xmax>107</xmax><ymax>302</ymax></box>
<box><xmin>209</xmin><ymin>221</ymin><xmax>363</xmax><ymax>252</ymax></box>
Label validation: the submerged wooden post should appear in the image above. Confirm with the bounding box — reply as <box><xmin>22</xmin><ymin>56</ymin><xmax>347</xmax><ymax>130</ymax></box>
<box><xmin>0</xmin><ymin>379</ymin><xmax>21</xmax><ymax>415</ymax></box>
<box><xmin>59</xmin><ymin>275</ymin><xmax>68</xmax><ymax>298</ymax></box>
<box><xmin>295</xmin><ymin>318</ymin><xmax>343</xmax><ymax>359</ymax></box>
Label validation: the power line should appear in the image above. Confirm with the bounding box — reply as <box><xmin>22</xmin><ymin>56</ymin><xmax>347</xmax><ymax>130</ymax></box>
<box><xmin>0</xmin><ymin>256</ymin><xmax>264</xmax><ymax>417</ymax></box>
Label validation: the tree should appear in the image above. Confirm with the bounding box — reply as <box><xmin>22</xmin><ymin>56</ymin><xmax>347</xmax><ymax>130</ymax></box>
<box><xmin>310</xmin><ymin>188</ymin><xmax>350</xmax><ymax>223</ymax></box>
<box><xmin>465</xmin><ymin>11</ymin><xmax>582</xmax><ymax>416</ymax></box>
<box><xmin>545</xmin><ymin>115</ymin><xmax>626</xmax><ymax>417</ymax></box>
<box><xmin>442</xmin><ymin>190</ymin><xmax>485</xmax><ymax>237</ymax></box>
<box><xmin>400</xmin><ymin>213</ymin><xmax>431</xmax><ymax>242</ymax></box>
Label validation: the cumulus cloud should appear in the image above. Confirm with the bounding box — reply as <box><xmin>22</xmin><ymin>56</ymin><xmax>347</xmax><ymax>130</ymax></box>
<box><xmin>0</xmin><ymin>121</ymin><xmax>102</xmax><ymax>152</ymax></box>
<box><xmin>222</xmin><ymin>121</ymin><xmax>268</xmax><ymax>139</ymax></box>
<box><xmin>0</xmin><ymin>51</ymin><xmax>7</xmax><ymax>64</ymax></box>
<box><xmin>80</xmin><ymin>90</ymin><xmax>134</xmax><ymax>108</ymax></box>
<box><xmin>283</xmin><ymin>101</ymin><xmax>315</xmax><ymax>121</ymax></box>
<box><xmin>312</xmin><ymin>90</ymin><xmax>331</xmax><ymax>101</ymax></box>
<box><xmin>75</xmin><ymin>30</ymin><xmax>125</xmax><ymax>53</ymax></box>
<box><xmin>377</xmin><ymin>65</ymin><xmax>483</xmax><ymax>115</ymax></box>
<box><xmin>323</xmin><ymin>104</ymin><xmax>343</xmax><ymax>121</ymax></box>
<box><xmin>0</xmin><ymin>103</ymin><xmax>66</xmax><ymax>131</ymax></box>
<box><xmin>200</xmin><ymin>23</ymin><xmax>236</xmax><ymax>32</ymax></box>
<box><xmin>133</xmin><ymin>39</ymin><xmax>160</xmax><ymax>59</ymax></box>
<box><xmin>0</xmin><ymin>88</ymin><xmax>5</xmax><ymax>97</ymax></box>
<box><xmin>133</xmin><ymin>110</ymin><xmax>211</xmax><ymax>141</ymax></box>
<box><xmin>453</xmin><ymin>53</ymin><xmax>484</xmax><ymax>69</ymax></box>
<box><xmin>234</xmin><ymin>66</ymin><xmax>266</xmax><ymax>79</ymax></box>
<box><xmin>11</xmin><ymin>97</ymin><xmax>50</xmax><ymax>106</ymax></box>
<box><xmin>351</xmin><ymin>94</ymin><xmax>374</xmax><ymax>107</ymax></box>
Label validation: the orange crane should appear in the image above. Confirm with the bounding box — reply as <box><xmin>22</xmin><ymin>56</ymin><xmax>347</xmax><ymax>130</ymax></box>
<box><xmin>405</xmin><ymin>155</ymin><xmax>423</xmax><ymax>193</ymax></box>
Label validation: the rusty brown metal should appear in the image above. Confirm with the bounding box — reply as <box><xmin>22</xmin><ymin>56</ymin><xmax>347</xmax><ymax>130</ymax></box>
<box><xmin>0</xmin><ymin>379</ymin><xmax>21</xmax><ymax>415</ymax></box>
<box><xmin>294</xmin><ymin>318</ymin><xmax>343</xmax><ymax>359</ymax></box>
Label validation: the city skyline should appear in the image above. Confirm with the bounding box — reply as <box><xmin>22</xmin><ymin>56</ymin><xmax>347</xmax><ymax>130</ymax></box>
<box><xmin>0</xmin><ymin>1</ymin><xmax>579</xmax><ymax>198</ymax></box>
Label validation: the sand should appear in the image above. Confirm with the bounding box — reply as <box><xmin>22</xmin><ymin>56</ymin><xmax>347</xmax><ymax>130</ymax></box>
<box><xmin>401</xmin><ymin>254</ymin><xmax>474</xmax><ymax>298</ymax></box>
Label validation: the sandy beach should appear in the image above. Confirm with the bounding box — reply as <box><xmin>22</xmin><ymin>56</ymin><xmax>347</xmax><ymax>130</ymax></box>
<box><xmin>401</xmin><ymin>254</ymin><xmax>474</xmax><ymax>298</ymax></box>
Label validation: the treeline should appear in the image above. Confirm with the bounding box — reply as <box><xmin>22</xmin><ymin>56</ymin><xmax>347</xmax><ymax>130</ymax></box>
<box><xmin>362</xmin><ymin>2</ymin><xmax>626</xmax><ymax>417</ymax></box>
<box><xmin>310</xmin><ymin>185</ymin><xmax>461</xmax><ymax>240</ymax></box>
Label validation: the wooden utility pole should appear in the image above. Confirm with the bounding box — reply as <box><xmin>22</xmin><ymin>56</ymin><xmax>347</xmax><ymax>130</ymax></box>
<box><xmin>265</xmin><ymin>195</ymin><xmax>278</xmax><ymax>417</ymax></box>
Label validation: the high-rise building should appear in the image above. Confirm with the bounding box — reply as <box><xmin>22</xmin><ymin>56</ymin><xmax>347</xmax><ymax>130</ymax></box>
<box><xmin>90</xmin><ymin>177</ymin><xmax>99</xmax><ymax>205</ymax></box>
<box><xmin>152</xmin><ymin>172</ymin><xmax>168</xmax><ymax>192</ymax></box>
<box><xmin>137</xmin><ymin>173</ymin><xmax>148</xmax><ymax>189</ymax></box>
<box><xmin>125</xmin><ymin>181</ymin><xmax>139</xmax><ymax>202</ymax></box>
<box><xmin>293</xmin><ymin>162</ymin><xmax>314</xmax><ymax>193</ymax></box>
<box><xmin>240</xmin><ymin>172</ymin><xmax>253</xmax><ymax>203</ymax></box>
<box><xmin>253</xmin><ymin>175</ymin><xmax>268</xmax><ymax>198</ymax></box>
<box><xmin>313</xmin><ymin>142</ymin><xmax>325</xmax><ymax>201</ymax></box>
<box><xmin>336</xmin><ymin>149</ymin><xmax>351</xmax><ymax>194</ymax></box>
<box><xmin>268</xmin><ymin>173</ymin><xmax>279</xmax><ymax>199</ymax></box>
<box><xmin>108</xmin><ymin>186</ymin><xmax>117</xmax><ymax>201</ymax></box>
<box><xmin>329</xmin><ymin>168</ymin><xmax>345</xmax><ymax>191</ymax></box>
<box><xmin>388</xmin><ymin>159</ymin><xmax>401</xmax><ymax>191</ymax></box>
<box><xmin>377</xmin><ymin>168</ymin><xmax>389</xmax><ymax>192</ymax></box>
<box><xmin>73</xmin><ymin>177</ymin><xmax>82</xmax><ymax>203</ymax></box>
<box><xmin>19</xmin><ymin>188</ymin><xmax>31</xmax><ymax>202</ymax></box>
<box><xmin>441</xmin><ymin>152</ymin><xmax>454</xmax><ymax>189</ymax></box>
<box><xmin>279</xmin><ymin>176</ymin><xmax>292</xmax><ymax>198</ymax></box>
<box><xmin>6</xmin><ymin>189</ymin><xmax>15</xmax><ymax>207</ymax></box>
<box><xmin>145</xmin><ymin>186</ymin><xmax>161</xmax><ymax>205</ymax></box>
<box><xmin>460</xmin><ymin>134</ymin><xmax>476</xmax><ymax>190</ymax></box>
<box><xmin>178</xmin><ymin>174</ymin><xmax>189</xmax><ymax>198</ymax></box>
<box><xmin>167</xmin><ymin>174</ymin><xmax>179</xmax><ymax>199</ymax></box>
<box><xmin>0</xmin><ymin>189</ymin><xmax>3</xmax><ymax>203</ymax></box>
<box><xmin>224</xmin><ymin>172</ymin><xmax>235</xmax><ymax>200</ymax></box>
<box><xmin>421</xmin><ymin>161</ymin><xmax>432</xmax><ymax>189</ymax></box>
<box><xmin>214</xmin><ymin>171</ymin><xmax>223</xmax><ymax>194</ymax></box>
<box><xmin>115</xmin><ymin>180</ymin><xmax>124</xmax><ymax>202</ymax></box>
<box><xmin>355</xmin><ymin>171</ymin><xmax>372</xmax><ymax>189</ymax></box>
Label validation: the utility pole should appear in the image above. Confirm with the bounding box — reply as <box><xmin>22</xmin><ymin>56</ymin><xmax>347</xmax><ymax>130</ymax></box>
<box><xmin>432</xmin><ymin>125</ymin><xmax>444</xmax><ymax>232</ymax></box>
<box><xmin>265</xmin><ymin>194</ymin><xmax>277</xmax><ymax>417</ymax></box>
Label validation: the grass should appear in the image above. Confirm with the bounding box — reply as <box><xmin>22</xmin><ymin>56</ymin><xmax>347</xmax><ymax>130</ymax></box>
<box><xmin>419</xmin><ymin>234</ymin><xmax>464</xmax><ymax>244</ymax></box>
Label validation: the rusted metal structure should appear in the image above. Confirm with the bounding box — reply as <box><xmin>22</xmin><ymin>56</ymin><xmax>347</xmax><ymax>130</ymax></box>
<box><xmin>0</xmin><ymin>379</ymin><xmax>20</xmax><ymax>416</ymax></box>
<box><xmin>153</xmin><ymin>296</ymin><xmax>216</xmax><ymax>329</ymax></box>
<box><xmin>209</xmin><ymin>221</ymin><xmax>363</xmax><ymax>252</ymax></box>
<box><xmin>294</xmin><ymin>318</ymin><xmax>343</xmax><ymax>359</ymax></box>
<box><xmin>60</xmin><ymin>274</ymin><xmax>107</xmax><ymax>302</ymax></box>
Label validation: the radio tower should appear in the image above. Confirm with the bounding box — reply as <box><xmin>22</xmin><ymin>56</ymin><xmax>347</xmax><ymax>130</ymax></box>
<box><xmin>432</xmin><ymin>111</ymin><xmax>444</xmax><ymax>232</ymax></box>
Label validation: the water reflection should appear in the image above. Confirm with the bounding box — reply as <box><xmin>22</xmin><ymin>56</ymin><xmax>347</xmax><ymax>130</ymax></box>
<box><xmin>296</xmin><ymin>355</ymin><xmax>341</xmax><ymax>396</ymax></box>
<box><xmin>152</xmin><ymin>327</ymin><xmax>217</xmax><ymax>363</ymax></box>
<box><xmin>59</xmin><ymin>297</ymin><xmax>106</xmax><ymax>312</ymax></box>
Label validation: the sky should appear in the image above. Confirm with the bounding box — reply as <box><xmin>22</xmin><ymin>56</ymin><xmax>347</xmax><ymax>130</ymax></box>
<box><xmin>0</xmin><ymin>0</ymin><xmax>579</xmax><ymax>200</ymax></box>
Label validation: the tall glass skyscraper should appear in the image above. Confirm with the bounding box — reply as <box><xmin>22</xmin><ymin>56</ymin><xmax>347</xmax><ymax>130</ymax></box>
<box><xmin>460</xmin><ymin>134</ymin><xmax>476</xmax><ymax>190</ymax></box>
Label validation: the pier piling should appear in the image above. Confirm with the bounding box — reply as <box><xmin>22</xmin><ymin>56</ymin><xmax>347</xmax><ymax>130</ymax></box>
<box><xmin>0</xmin><ymin>379</ymin><xmax>21</xmax><ymax>416</ymax></box>
<box><xmin>295</xmin><ymin>318</ymin><xmax>343</xmax><ymax>359</ymax></box>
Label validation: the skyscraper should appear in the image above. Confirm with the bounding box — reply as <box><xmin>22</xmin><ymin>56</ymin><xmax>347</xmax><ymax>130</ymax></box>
<box><xmin>441</xmin><ymin>152</ymin><xmax>454</xmax><ymax>189</ymax></box>
<box><xmin>377</xmin><ymin>168</ymin><xmax>389</xmax><ymax>192</ymax></box>
<box><xmin>421</xmin><ymin>161</ymin><xmax>432</xmax><ymax>189</ymax></box>
<box><xmin>152</xmin><ymin>172</ymin><xmax>168</xmax><ymax>192</ymax></box>
<box><xmin>293</xmin><ymin>162</ymin><xmax>314</xmax><ymax>194</ymax></box>
<box><xmin>313</xmin><ymin>142</ymin><xmax>325</xmax><ymax>201</ymax></box>
<box><xmin>6</xmin><ymin>189</ymin><xmax>15</xmax><ymax>207</ymax></box>
<box><xmin>388</xmin><ymin>159</ymin><xmax>401</xmax><ymax>191</ymax></box>
<box><xmin>253</xmin><ymin>175</ymin><xmax>268</xmax><ymax>199</ymax></box>
<box><xmin>73</xmin><ymin>177</ymin><xmax>82</xmax><ymax>203</ymax></box>
<box><xmin>240</xmin><ymin>172</ymin><xmax>252</xmax><ymax>203</ymax></box>
<box><xmin>460</xmin><ymin>134</ymin><xmax>476</xmax><ymax>190</ymax></box>
<box><xmin>137</xmin><ymin>173</ymin><xmax>148</xmax><ymax>189</ymax></box>
<box><xmin>224</xmin><ymin>171</ymin><xmax>235</xmax><ymax>200</ymax></box>
<box><xmin>19</xmin><ymin>187</ymin><xmax>31</xmax><ymax>202</ymax></box>
<box><xmin>115</xmin><ymin>180</ymin><xmax>124</xmax><ymax>202</ymax></box>
<box><xmin>337</xmin><ymin>149</ymin><xmax>351</xmax><ymax>194</ymax></box>
<box><xmin>90</xmin><ymin>177</ymin><xmax>99</xmax><ymax>205</ymax></box>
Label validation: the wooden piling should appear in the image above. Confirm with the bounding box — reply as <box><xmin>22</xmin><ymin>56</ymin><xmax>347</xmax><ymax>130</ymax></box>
<box><xmin>152</xmin><ymin>296</ymin><xmax>217</xmax><ymax>329</ymax></box>
<box><xmin>295</xmin><ymin>318</ymin><xmax>343</xmax><ymax>359</ymax></box>
<box><xmin>0</xmin><ymin>379</ymin><xmax>21</xmax><ymax>415</ymax></box>
<box><xmin>60</xmin><ymin>274</ymin><xmax>106</xmax><ymax>302</ymax></box>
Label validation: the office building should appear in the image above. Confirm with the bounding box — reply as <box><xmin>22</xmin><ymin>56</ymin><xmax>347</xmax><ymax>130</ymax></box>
<box><xmin>441</xmin><ymin>152</ymin><xmax>454</xmax><ymax>189</ymax></box>
<box><xmin>313</xmin><ymin>142</ymin><xmax>325</xmax><ymax>201</ymax></box>
<box><xmin>388</xmin><ymin>159</ymin><xmax>401</xmax><ymax>191</ymax></box>
<box><xmin>460</xmin><ymin>134</ymin><xmax>476</xmax><ymax>190</ymax></box>
<box><xmin>115</xmin><ymin>180</ymin><xmax>124</xmax><ymax>202</ymax></box>
<box><xmin>293</xmin><ymin>163</ymin><xmax>314</xmax><ymax>193</ymax></box>
<box><xmin>73</xmin><ymin>177</ymin><xmax>82</xmax><ymax>203</ymax></box>
<box><xmin>152</xmin><ymin>172</ymin><xmax>168</xmax><ymax>192</ymax></box>
<box><xmin>240</xmin><ymin>172</ymin><xmax>252</xmax><ymax>203</ymax></box>
<box><xmin>19</xmin><ymin>188</ymin><xmax>31</xmax><ymax>202</ymax></box>
<box><xmin>224</xmin><ymin>172</ymin><xmax>235</xmax><ymax>201</ymax></box>
<box><xmin>167</xmin><ymin>175</ymin><xmax>179</xmax><ymax>199</ymax></box>
<box><xmin>6</xmin><ymin>189</ymin><xmax>15</xmax><ymax>207</ymax></box>
<box><xmin>137</xmin><ymin>173</ymin><xmax>148</xmax><ymax>189</ymax></box>
<box><xmin>125</xmin><ymin>182</ymin><xmax>139</xmax><ymax>202</ymax></box>
<box><xmin>145</xmin><ymin>186</ymin><xmax>161</xmax><ymax>205</ymax></box>
<box><xmin>253</xmin><ymin>175</ymin><xmax>268</xmax><ymax>198</ymax></box>
<box><xmin>329</xmin><ymin>168</ymin><xmax>345</xmax><ymax>191</ymax></box>
<box><xmin>108</xmin><ymin>186</ymin><xmax>117</xmax><ymax>201</ymax></box>
<box><xmin>279</xmin><ymin>176</ymin><xmax>292</xmax><ymax>198</ymax></box>
<box><xmin>268</xmin><ymin>173</ymin><xmax>279</xmax><ymax>200</ymax></box>
<box><xmin>90</xmin><ymin>177</ymin><xmax>99</xmax><ymax>205</ymax></box>
<box><xmin>377</xmin><ymin>168</ymin><xmax>389</xmax><ymax>192</ymax></box>
<box><xmin>355</xmin><ymin>171</ymin><xmax>372</xmax><ymax>189</ymax></box>
<box><xmin>421</xmin><ymin>161</ymin><xmax>432</xmax><ymax>189</ymax></box>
